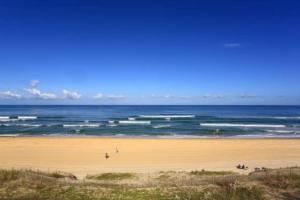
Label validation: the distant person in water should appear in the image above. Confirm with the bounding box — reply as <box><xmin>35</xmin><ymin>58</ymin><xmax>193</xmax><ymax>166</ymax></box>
<box><xmin>105</xmin><ymin>153</ymin><xmax>110</xmax><ymax>159</ymax></box>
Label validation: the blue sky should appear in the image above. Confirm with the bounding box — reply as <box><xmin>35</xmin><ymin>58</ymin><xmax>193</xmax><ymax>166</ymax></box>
<box><xmin>0</xmin><ymin>0</ymin><xmax>299</xmax><ymax>105</ymax></box>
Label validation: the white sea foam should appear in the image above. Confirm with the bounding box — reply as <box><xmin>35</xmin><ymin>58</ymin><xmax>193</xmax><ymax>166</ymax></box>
<box><xmin>108</xmin><ymin>120</ymin><xmax>115</xmax><ymax>124</ymax></box>
<box><xmin>128</xmin><ymin>117</ymin><xmax>135</xmax><ymax>121</ymax></box>
<box><xmin>152</xmin><ymin>124</ymin><xmax>172</xmax><ymax>129</ymax></box>
<box><xmin>139</xmin><ymin>115</ymin><xmax>195</xmax><ymax>119</ymax></box>
<box><xmin>63</xmin><ymin>123</ymin><xmax>101</xmax><ymax>128</ymax></box>
<box><xmin>17</xmin><ymin>124</ymin><xmax>41</xmax><ymax>127</ymax></box>
<box><xmin>200</xmin><ymin>123</ymin><xmax>286</xmax><ymax>128</ymax></box>
<box><xmin>1</xmin><ymin>123</ymin><xmax>41</xmax><ymax>127</ymax></box>
<box><xmin>156</xmin><ymin>135</ymin><xmax>208</xmax><ymax>139</ymax></box>
<box><xmin>115</xmin><ymin>134</ymin><xmax>126</xmax><ymax>137</ymax></box>
<box><xmin>0</xmin><ymin>116</ymin><xmax>10</xmax><ymax>122</ymax></box>
<box><xmin>232</xmin><ymin>134</ymin><xmax>300</xmax><ymax>138</ymax></box>
<box><xmin>266</xmin><ymin>130</ymin><xmax>295</xmax><ymax>133</ymax></box>
<box><xmin>0</xmin><ymin>124</ymin><xmax>10</xmax><ymax>126</ymax></box>
<box><xmin>9</xmin><ymin>119</ymin><xmax>19</xmax><ymax>121</ymax></box>
<box><xmin>119</xmin><ymin>120</ymin><xmax>151</xmax><ymax>125</ymax></box>
<box><xmin>107</xmin><ymin>124</ymin><xmax>118</xmax><ymax>127</ymax></box>
<box><xmin>0</xmin><ymin>134</ymin><xmax>19</xmax><ymax>137</ymax></box>
<box><xmin>0</xmin><ymin>119</ymin><xmax>19</xmax><ymax>122</ymax></box>
<box><xmin>18</xmin><ymin>116</ymin><xmax>37</xmax><ymax>120</ymax></box>
<box><xmin>272</xmin><ymin>117</ymin><xmax>300</xmax><ymax>119</ymax></box>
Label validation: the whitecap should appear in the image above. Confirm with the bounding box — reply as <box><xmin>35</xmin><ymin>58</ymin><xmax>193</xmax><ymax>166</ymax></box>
<box><xmin>118</xmin><ymin>120</ymin><xmax>151</xmax><ymax>125</ymax></box>
<box><xmin>63</xmin><ymin>123</ymin><xmax>101</xmax><ymax>128</ymax></box>
<box><xmin>152</xmin><ymin>124</ymin><xmax>172</xmax><ymax>129</ymax></box>
<box><xmin>0</xmin><ymin>124</ymin><xmax>11</xmax><ymax>126</ymax></box>
<box><xmin>17</xmin><ymin>124</ymin><xmax>42</xmax><ymax>127</ymax></box>
<box><xmin>0</xmin><ymin>116</ymin><xmax>10</xmax><ymax>122</ymax></box>
<box><xmin>200</xmin><ymin>123</ymin><xmax>286</xmax><ymax>128</ymax></box>
<box><xmin>18</xmin><ymin>116</ymin><xmax>37</xmax><ymax>120</ymax></box>
<box><xmin>1</xmin><ymin>123</ymin><xmax>41</xmax><ymax>127</ymax></box>
<box><xmin>139</xmin><ymin>115</ymin><xmax>195</xmax><ymax>119</ymax></box>
<box><xmin>265</xmin><ymin>130</ymin><xmax>295</xmax><ymax>133</ymax></box>
<box><xmin>272</xmin><ymin>117</ymin><xmax>300</xmax><ymax>119</ymax></box>
<box><xmin>107</xmin><ymin>124</ymin><xmax>118</xmax><ymax>127</ymax></box>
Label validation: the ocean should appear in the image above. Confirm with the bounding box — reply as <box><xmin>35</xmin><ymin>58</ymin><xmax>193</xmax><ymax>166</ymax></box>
<box><xmin>0</xmin><ymin>105</ymin><xmax>300</xmax><ymax>138</ymax></box>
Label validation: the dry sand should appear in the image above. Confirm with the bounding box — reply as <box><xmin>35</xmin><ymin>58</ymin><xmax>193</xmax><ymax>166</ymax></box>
<box><xmin>0</xmin><ymin>137</ymin><xmax>299</xmax><ymax>178</ymax></box>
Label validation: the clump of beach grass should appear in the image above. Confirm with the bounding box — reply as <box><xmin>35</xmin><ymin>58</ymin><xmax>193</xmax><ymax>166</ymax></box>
<box><xmin>251</xmin><ymin>167</ymin><xmax>300</xmax><ymax>189</ymax></box>
<box><xmin>86</xmin><ymin>172</ymin><xmax>135</xmax><ymax>181</ymax></box>
<box><xmin>0</xmin><ymin>168</ymin><xmax>21</xmax><ymax>182</ymax></box>
<box><xmin>190</xmin><ymin>169</ymin><xmax>236</xmax><ymax>176</ymax></box>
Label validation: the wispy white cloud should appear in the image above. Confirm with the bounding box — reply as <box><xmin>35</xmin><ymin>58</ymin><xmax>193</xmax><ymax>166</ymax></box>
<box><xmin>239</xmin><ymin>94</ymin><xmax>257</xmax><ymax>98</ymax></box>
<box><xmin>0</xmin><ymin>91</ymin><xmax>22</xmax><ymax>99</ymax></box>
<box><xmin>30</xmin><ymin>80</ymin><xmax>40</xmax><ymax>88</ymax></box>
<box><xmin>142</xmin><ymin>94</ymin><xmax>227</xmax><ymax>99</ymax></box>
<box><xmin>94</xmin><ymin>93</ymin><xmax>104</xmax><ymax>99</ymax></box>
<box><xmin>62</xmin><ymin>89</ymin><xmax>81</xmax><ymax>99</ymax></box>
<box><xmin>26</xmin><ymin>88</ymin><xmax>57</xmax><ymax>99</ymax></box>
<box><xmin>106</xmin><ymin>94</ymin><xmax>125</xmax><ymax>99</ymax></box>
<box><xmin>200</xmin><ymin>94</ymin><xmax>226</xmax><ymax>99</ymax></box>
<box><xmin>224</xmin><ymin>43</ymin><xmax>241</xmax><ymax>48</ymax></box>
<box><xmin>148</xmin><ymin>94</ymin><xmax>189</xmax><ymax>99</ymax></box>
<box><xmin>25</xmin><ymin>80</ymin><xmax>57</xmax><ymax>100</ymax></box>
<box><xmin>94</xmin><ymin>93</ymin><xmax>125</xmax><ymax>99</ymax></box>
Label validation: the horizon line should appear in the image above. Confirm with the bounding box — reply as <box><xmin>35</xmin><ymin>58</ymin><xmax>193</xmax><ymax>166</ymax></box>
<box><xmin>0</xmin><ymin>104</ymin><xmax>299</xmax><ymax>106</ymax></box>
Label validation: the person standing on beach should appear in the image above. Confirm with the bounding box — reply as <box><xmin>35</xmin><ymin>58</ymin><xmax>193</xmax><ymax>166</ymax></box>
<box><xmin>105</xmin><ymin>152</ymin><xmax>109</xmax><ymax>159</ymax></box>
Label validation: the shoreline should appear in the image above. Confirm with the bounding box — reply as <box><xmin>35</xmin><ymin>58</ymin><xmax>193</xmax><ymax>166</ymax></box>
<box><xmin>0</xmin><ymin>137</ymin><xmax>300</xmax><ymax>178</ymax></box>
<box><xmin>1</xmin><ymin>134</ymin><xmax>300</xmax><ymax>139</ymax></box>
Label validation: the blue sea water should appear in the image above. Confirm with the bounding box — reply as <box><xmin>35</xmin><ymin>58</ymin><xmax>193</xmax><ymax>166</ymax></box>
<box><xmin>0</xmin><ymin>105</ymin><xmax>300</xmax><ymax>138</ymax></box>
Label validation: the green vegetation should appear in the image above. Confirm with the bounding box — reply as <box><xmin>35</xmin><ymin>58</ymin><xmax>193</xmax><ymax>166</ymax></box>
<box><xmin>156</xmin><ymin>174</ymin><xmax>171</xmax><ymax>180</ymax></box>
<box><xmin>86</xmin><ymin>172</ymin><xmax>135</xmax><ymax>181</ymax></box>
<box><xmin>190</xmin><ymin>170</ymin><xmax>236</xmax><ymax>176</ymax></box>
<box><xmin>0</xmin><ymin>167</ymin><xmax>300</xmax><ymax>199</ymax></box>
<box><xmin>250</xmin><ymin>167</ymin><xmax>300</xmax><ymax>190</ymax></box>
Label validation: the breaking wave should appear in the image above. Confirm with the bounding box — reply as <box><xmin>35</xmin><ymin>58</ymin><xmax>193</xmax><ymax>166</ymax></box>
<box><xmin>200</xmin><ymin>123</ymin><xmax>286</xmax><ymax>128</ymax></box>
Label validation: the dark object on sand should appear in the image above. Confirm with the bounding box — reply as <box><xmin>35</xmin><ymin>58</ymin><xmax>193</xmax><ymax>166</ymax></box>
<box><xmin>262</xmin><ymin>167</ymin><xmax>268</xmax><ymax>171</ymax></box>
<box><xmin>115</xmin><ymin>147</ymin><xmax>119</xmax><ymax>154</ymax></box>
<box><xmin>236</xmin><ymin>164</ymin><xmax>248</xmax><ymax>170</ymax></box>
<box><xmin>105</xmin><ymin>153</ymin><xmax>110</xmax><ymax>159</ymax></box>
<box><xmin>254</xmin><ymin>167</ymin><xmax>261</xmax><ymax>172</ymax></box>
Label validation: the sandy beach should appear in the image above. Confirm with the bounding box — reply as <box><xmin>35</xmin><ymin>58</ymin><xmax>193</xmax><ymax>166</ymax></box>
<box><xmin>0</xmin><ymin>137</ymin><xmax>299</xmax><ymax>178</ymax></box>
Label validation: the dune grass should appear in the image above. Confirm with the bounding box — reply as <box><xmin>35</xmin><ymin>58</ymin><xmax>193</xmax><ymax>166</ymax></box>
<box><xmin>190</xmin><ymin>170</ymin><xmax>236</xmax><ymax>176</ymax></box>
<box><xmin>86</xmin><ymin>172</ymin><xmax>135</xmax><ymax>181</ymax></box>
<box><xmin>0</xmin><ymin>167</ymin><xmax>300</xmax><ymax>200</ymax></box>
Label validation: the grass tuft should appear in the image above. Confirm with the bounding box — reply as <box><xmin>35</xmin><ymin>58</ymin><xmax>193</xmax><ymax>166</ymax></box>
<box><xmin>190</xmin><ymin>170</ymin><xmax>235</xmax><ymax>176</ymax></box>
<box><xmin>86</xmin><ymin>172</ymin><xmax>135</xmax><ymax>181</ymax></box>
